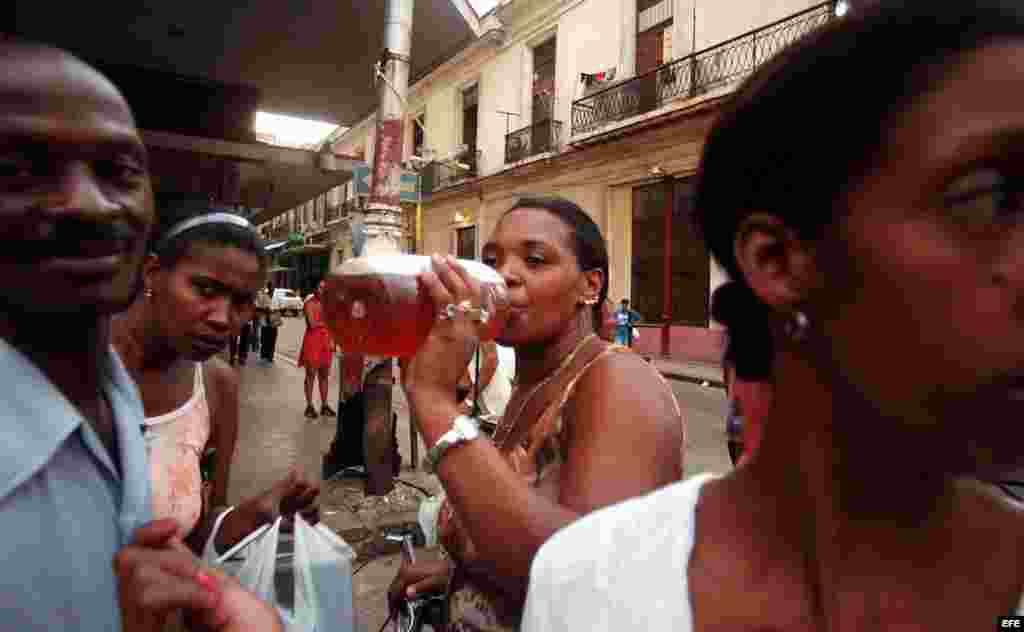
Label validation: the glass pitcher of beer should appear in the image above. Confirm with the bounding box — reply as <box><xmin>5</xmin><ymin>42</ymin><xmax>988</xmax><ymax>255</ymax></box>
<box><xmin>321</xmin><ymin>254</ymin><xmax>509</xmax><ymax>357</ymax></box>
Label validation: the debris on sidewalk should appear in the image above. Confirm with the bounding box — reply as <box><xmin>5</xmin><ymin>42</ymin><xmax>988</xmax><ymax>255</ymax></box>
<box><xmin>319</xmin><ymin>471</ymin><xmax>443</xmax><ymax>563</ymax></box>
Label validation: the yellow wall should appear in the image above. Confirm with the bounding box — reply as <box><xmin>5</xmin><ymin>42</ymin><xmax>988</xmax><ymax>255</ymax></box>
<box><xmin>420</xmin><ymin>105</ymin><xmax>717</xmax><ymax>310</ymax></box>
<box><xmin>479</xmin><ymin>44</ymin><xmax>526</xmax><ymax>174</ymax></box>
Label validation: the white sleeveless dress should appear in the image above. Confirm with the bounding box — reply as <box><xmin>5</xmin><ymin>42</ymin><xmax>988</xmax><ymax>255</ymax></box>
<box><xmin>523</xmin><ymin>474</ymin><xmax>1024</xmax><ymax>630</ymax></box>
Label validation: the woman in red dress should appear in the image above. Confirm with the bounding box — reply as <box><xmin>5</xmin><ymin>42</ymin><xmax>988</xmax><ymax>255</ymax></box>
<box><xmin>299</xmin><ymin>281</ymin><xmax>337</xmax><ymax>418</ymax></box>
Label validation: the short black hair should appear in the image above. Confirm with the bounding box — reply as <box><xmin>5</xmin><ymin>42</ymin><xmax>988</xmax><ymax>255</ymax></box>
<box><xmin>505</xmin><ymin>195</ymin><xmax>609</xmax><ymax>330</ymax></box>
<box><xmin>695</xmin><ymin>0</ymin><xmax>1024</xmax><ymax>379</ymax></box>
<box><xmin>149</xmin><ymin>193</ymin><xmax>267</xmax><ymax>271</ymax></box>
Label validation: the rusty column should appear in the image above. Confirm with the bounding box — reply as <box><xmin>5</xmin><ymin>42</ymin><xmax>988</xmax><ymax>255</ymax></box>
<box><xmin>364</xmin><ymin>0</ymin><xmax>414</xmax><ymax>256</ymax></box>
<box><xmin>359</xmin><ymin>0</ymin><xmax>415</xmax><ymax>496</ymax></box>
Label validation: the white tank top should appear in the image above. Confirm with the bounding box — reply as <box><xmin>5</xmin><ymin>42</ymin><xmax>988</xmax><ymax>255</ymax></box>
<box><xmin>523</xmin><ymin>474</ymin><xmax>1024</xmax><ymax>631</ymax></box>
<box><xmin>142</xmin><ymin>364</ymin><xmax>211</xmax><ymax>538</ymax></box>
<box><xmin>467</xmin><ymin>343</ymin><xmax>516</xmax><ymax>418</ymax></box>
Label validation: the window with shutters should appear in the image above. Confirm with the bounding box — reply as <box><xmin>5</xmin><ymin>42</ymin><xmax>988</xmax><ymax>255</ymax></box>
<box><xmin>631</xmin><ymin>178</ymin><xmax>709</xmax><ymax>325</ymax></box>
<box><xmin>461</xmin><ymin>84</ymin><xmax>478</xmax><ymax>150</ymax></box>
<box><xmin>456</xmin><ymin>225</ymin><xmax>477</xmax><ymax>260</ymax></box>
<box><xmin>636</xmin><ymin>0</ymin><xmax>673</xmax><ymax>75</ymax></box>
<box><xmin>412</xmin><ymin>110</ymin><xmax>426</xmax><ymax>158</ymax></box>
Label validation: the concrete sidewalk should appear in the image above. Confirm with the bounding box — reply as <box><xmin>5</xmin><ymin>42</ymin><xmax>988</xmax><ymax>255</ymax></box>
<box><xmin>232</xmin><ymin>319</ymin><xmax>725</xmax><ymax>630</ymax></box>
<box><xmin>229</xmin><ymin>345</ymin><xmax>440</xmax><ymax>632</ymax></box>
<box><xmin>649</xmin><ymin>356</ymin><xmax>725</xmax><ymax>389</ymax></box>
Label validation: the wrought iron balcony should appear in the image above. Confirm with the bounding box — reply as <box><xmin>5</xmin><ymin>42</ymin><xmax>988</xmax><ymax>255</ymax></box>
<box><xmin>505</xmin><ymin>119</ymin><xmax>562</xmax><ymax>164</ymax></box>
<box><xmin>436</xmin><ymin>149</ymin><xmax>481</xmax><ymax>190</ymax></box>
<box><xmin>419</xmin><ymin>148</ymin><xmax>482</xmax><ymax>194</ymax></box>
<box><xmin>571</xmin><ymin>1</ymin><xmax>836</xmax><ymax>137</ymax></box>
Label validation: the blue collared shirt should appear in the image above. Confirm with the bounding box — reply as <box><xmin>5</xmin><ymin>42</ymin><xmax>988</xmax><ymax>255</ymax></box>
<box><xmin>0</xmin><ymin>338</ymin><xmax>150</xmax><ymax>630</ymax></box>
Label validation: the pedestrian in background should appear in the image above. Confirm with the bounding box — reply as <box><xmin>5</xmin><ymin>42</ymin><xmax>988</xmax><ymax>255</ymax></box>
<box><xmin>613</xmin><ymin>298</ymin><xmax>642</xmax><ymax>347</ymax></box>
<box><xmin>238</xmin><ymin>318</ymin><xmax>254</xmax><ymax>364</ymax></box>
<box><xmin>299</xmin><ymin>280</ymin><xmax>337</xmax><ymax>419</ymax></box>
<box><xmin>257</xmin><ymin>281</ymin><xmax>281</xmax><ymax>363</ymax></box>
<box><xmin>227</xmin><ymin>317</ymin><xmax>254</xmax><ymax>366</ymax></box>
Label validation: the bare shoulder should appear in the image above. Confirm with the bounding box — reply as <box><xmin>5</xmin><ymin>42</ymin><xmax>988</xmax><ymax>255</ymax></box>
<box><xmin>574</xmin><ymin>349</ymin><xmax>677</xmax><ymax>411</ymax></box>
<box><xmin>568</xmin><ymin>347</ymin><xmax>683</xmax><ymax>437</ymax></box>
<box><xmin>203</xmin><ymin>357</ymin><xmax>240</xmax><ymax>414</ymax></box>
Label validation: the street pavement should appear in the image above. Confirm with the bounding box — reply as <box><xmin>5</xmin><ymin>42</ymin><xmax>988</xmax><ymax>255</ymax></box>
<box><xmin>231</xmin><ymin>317</ymin><xmax>731</xmax><ymax>630</ymax></box>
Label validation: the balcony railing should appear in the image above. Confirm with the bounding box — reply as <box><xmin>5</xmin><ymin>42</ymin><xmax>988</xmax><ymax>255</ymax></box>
<box><xmin>505</xmin><ymin>119</ymin><xmax>563</xmax><ymax>164</ymax></box>
<box><xmin>325</xmin><ymin>200</ymin><xmax>359</xmax><ymax>223</ymax></box>
<box><xmin>419</xmin><ymin>149</ymin><xmax>482</xmax><ymax>193</ymax></box>
<box><xmin>436</xmin><ymin>149</ymin><xmax>481</xmax><ymax>190</ymax></box>
<box><xmin>571</xmin><ymin>1</ymin><xmax>836</xmax><ymax>137</ymax></box>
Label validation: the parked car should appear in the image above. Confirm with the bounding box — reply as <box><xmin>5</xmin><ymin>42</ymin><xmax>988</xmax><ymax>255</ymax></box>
<box><xmin>272</xmin><ymin>288</ymin><xmax>303</xmax><ymax>316</ymax></box>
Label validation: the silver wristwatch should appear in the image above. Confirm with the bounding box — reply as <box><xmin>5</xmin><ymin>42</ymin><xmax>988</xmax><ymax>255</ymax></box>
<box><xmin>426</xmin><ymin>415</ymin><xmax>480</xmax><ymax>473</ymax></box>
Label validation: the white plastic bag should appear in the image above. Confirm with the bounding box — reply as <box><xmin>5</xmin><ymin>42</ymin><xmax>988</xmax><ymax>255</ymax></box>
<box><xmin>235</xmin><ymin>517</ymin><xmax>282</xmax><ymax>603</ymax></box>
<box><xmin>292</xmin><ymin>513</ymin><xmax>356</xmax><ymax>632</ymax></box>
<box><xmin>418</xmin><ymin>493</ymin><xmax>445</xmax><ymax>549</ymax></box>
<box><xmin>202</xmin><ymin>512</ymin><xmax>356</xmax><ymax>632</ymax></box>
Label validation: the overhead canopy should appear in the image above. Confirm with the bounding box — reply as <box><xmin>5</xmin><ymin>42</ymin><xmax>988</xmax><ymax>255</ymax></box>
<box><xmin>11</xmin><ymin>0</ymin><xmax>479</xmax><ymax>222</ymax></box>
<box><xmin>11</xmin><ymin>0</ymin><xmax>478</xmax><ymax>127</ymax></box>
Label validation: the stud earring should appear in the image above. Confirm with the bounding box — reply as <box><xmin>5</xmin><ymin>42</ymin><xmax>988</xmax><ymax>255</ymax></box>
<box><xmin>144</xmin><ymin>288</ymin><xmax>154</xmax><ymax>298</ymax></box>
<box><xmin>783</xmin><ymin>310</ymin><xmax>810</xmax><ymax>342</ymax></box>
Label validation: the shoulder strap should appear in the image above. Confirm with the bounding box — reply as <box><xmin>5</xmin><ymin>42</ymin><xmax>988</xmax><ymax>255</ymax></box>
<box><xmin>194</xmin><ymin>363</ymin><xmax>206</xmax><ymax>397</ymax></box>
<box><xmin>501</xmin><ymin>338</ymin><xmax>623</xmax><ymax>449</ymax></box>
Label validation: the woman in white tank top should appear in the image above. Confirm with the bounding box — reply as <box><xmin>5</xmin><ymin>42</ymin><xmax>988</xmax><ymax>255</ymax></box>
<box><xmin>113</xmin><ymin>202</ymin><xmax>319</xmax><ymax>555</ymax></box>
<box><xmin>524</xmin><ymin>3</ymin><xmax>1024</xmax><ymax>629</ymax></box>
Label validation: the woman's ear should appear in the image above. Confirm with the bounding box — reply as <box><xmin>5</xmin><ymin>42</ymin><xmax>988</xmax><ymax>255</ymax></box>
<box><xmin>733</xmin><ymin>213</ymin><xmax>818</xmax><ymax>310</ymax></box>
<box><xmin>579</xmin><ymin>268</ymin><xmax>605</xmax><ymax>305</ymax></box>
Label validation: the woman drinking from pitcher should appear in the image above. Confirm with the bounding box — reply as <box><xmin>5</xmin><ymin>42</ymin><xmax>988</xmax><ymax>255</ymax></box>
<box><xmin>392</xmin><ymin>196</ymin><xmax>686</xmax><ymax>630</ymax></box>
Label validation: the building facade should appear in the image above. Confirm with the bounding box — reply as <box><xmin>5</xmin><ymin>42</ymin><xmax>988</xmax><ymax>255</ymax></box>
<box><xmin>278</xmin><ymin>0</ymin><xmax>842</xmax><ymax>362</ymax></box>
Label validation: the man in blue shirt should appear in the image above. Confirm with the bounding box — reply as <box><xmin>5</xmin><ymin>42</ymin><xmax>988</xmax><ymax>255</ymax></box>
<box><xmin>0</xmin><ymin>40</ymin><xmax>157</xmax><ymax>630</ymax></box>
<box><xmin>0</xmin><ymin>40</ymin><xmax>285</xmax><ymax>632</ymax></box>
<box><xmin>613</xmin><ymin>298</ymin><xmax>643</xmax><ymax>347</ymax></box>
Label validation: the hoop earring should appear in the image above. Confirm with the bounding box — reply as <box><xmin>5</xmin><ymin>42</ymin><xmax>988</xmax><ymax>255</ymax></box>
<box><xmin>784</xmin><ymin>310</ymin><xmax>810</xmax><ymax>342</ymax></box>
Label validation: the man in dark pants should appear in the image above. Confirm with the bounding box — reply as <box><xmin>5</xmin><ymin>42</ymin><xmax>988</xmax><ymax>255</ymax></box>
<box><xmin>229</xmin><ymin>320</ymin><xmax>253</xmax><ymax>365</ymax></box>
<box><xmin>258</xmin><ymin>281</ymin><xmax>280</xmax><ymax>363</ymax></box>
<box><xmin>324</xmin><ymin>354</ymin><xmax>400</xmax><ymax>480</ymax></box>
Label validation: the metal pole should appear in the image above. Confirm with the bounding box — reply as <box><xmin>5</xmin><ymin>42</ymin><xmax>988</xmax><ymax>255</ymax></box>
<box><xmin>360</xmin><ymin>0</ymin><xmax>415</xmax><ymax>496</ymax></box>
<box><xmin>364</xmin><ymin>0</ymin><xmax>415</xmax><ymax>256</ymax></box>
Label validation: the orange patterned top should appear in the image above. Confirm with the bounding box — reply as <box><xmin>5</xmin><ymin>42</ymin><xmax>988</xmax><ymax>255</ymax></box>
<box><xmin>437</xmin><ymin>342</ymin><xmax>684</xmax><ymax>631</ymax></box>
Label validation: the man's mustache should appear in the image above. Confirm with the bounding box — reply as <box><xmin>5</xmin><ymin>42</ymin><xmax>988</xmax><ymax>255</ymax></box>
<box><xmin>0</xmin><ymin>215</ymin><xmax>142</xmax><ymax>262</ymax></box>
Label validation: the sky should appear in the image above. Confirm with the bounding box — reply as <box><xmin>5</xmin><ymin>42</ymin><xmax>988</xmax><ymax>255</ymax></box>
<box><xmin>469</xmin><ymin>0</ymin><xmax>498</xmax><ymax>16</ymax></box>
<box><xmin>253</xmin><ymin>111</ymin><xmax>342</xmax><ymax>149</ymax></box>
